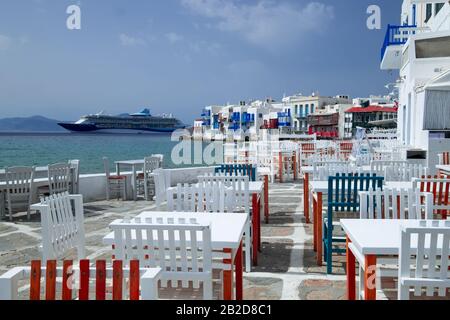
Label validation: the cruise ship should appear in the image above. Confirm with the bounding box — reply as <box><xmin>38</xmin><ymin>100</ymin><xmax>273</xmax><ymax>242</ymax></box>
<box><xmin>58</xmin><ymin>109</ymin><xmax>186</xmax><ymax>134</ymax></box>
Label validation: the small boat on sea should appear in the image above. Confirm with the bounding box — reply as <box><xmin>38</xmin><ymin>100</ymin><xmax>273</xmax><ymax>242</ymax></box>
<box><xmin>58</xmin><ymin>109</ymin><xmax>186</xmax><ymax>134</ymax></box>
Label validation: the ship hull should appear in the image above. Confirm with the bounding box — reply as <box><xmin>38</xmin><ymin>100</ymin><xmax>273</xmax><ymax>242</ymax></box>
<box><xmin>58</xmin><ymin>123</ymin><xmax>184</xmax><ymax>134</ymax></box>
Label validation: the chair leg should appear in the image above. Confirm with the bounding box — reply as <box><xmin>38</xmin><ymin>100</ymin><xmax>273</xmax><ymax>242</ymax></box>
<box><xmin>326</xmin><ymin>213</ymin><xmax>333</xmax><ymax>274</ymax></box>
<box><xmin>398</xmin><ymin>284</ymin><xmax>409</xmax><ymax>301</ymax></box>
<box><xmin>8</xmin><ymin>201</ymin><xmax>13</xmax><ymax>222</ymax></box>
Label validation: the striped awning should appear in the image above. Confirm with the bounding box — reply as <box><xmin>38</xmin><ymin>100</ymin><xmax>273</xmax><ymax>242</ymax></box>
<box><xmin>423</xmin><ymin>89</ymin><xmax>450</xmax><ymax>130</ymax></box>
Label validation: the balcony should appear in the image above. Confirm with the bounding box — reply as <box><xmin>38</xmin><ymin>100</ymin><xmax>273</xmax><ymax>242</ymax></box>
<box><xmin>380</xmin><ymin>24</ymin><xmax>416</xmax><ymax>70</ymax></box>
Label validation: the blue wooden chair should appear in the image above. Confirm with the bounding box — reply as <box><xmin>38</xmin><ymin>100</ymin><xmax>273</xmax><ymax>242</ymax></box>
<box><xmin>324</xmin><ymin>173</ymin><xmax>384</xmax><ymax>274</ymax></box>
<box><xmin>215</xmin><ymin>164</ymin><xmax>257</xmax><ymax>182</ymax></box>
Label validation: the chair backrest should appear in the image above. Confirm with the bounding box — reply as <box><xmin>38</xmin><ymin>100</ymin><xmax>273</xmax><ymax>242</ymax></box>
<box><xmin>68</xmin><ymin>160</ymin><xmax>80</xmax><ymax>193</ymax></box>
<box><xmin>0</xmin><ymin>259</ymin><xmax>160</xmax><ymax>300</ymax></box>
<box><xmin>370</xmin><ymin>160</ymin><xmax>409</xmax><ymax>175</ymax></box>
<box><xmin>398</xmin><ymin>221</ymin><xmax>450</xmax><ymax>300</ymax></box>
<box><xmin>31</xmin><ymin>192</ymin><xmax>85</xmax><ymax>261</ymax></box>
<box><xmin>328</xmin><ymin>173</ymin><xmax>384</xmax><ymax>212</ymax></box>
<box><xmin>413</xmin><ymin>176</ymin><xmax>450</xmax><ymax>219</ymax></box>
<box><xmin>359</xmin><ymin>188</ymin><xmax>433</xmax><ymax>219</ymax></box>
<box><xmin>110</xmin><ymin>217</ymin><xmax>212</xmax><ymax>288</ymax></box>
<box><xmin>167</xmin><ymin>184</ymin><xmax>197</xmax><ymax>212</ymax></box>
<box><xmin>144</xmin><ymin>156</ymin><xmax>161</xmax><ymax>177</ymax></box>
<box><xmin>215</xmin><ymin>164</ymin><xmax>256</xmax><ymax>181</ymax></box>
<box><xmin>48</xmin><ymin>163</ymin><xmax>71</xmax><ymax>195</ymax></box>
<box><xmin>312</xmin><ymin>161</ymin><xmax>349</xmax><ymax>180</ymax></box>
<box><xmin>198</xmin><ymin>174</ymin><xmax>250</xmax><ymax>214</ymax></box>
<box><xmin>103</xmin><ymin>157</ymin><xmax>111</xmax><ymax>178</ymax></box>
<box><xmin>5</xmin><ymin>166</ymin><xmax>35</xmax><ymax>201</ymax></box>
<box><xmin>385</xmin><ymin>164</ymin><xmax>428</xmax><ymax>181</ymax></box>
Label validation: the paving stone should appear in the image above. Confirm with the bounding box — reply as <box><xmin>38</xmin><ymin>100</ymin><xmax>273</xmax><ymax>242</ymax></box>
<box><xmin>298</xmin><ymin>279</ymin><xmax>346</xmax><ymax>300</ymax></box>
<box><xmin>0</xmin><ymin>224</ymin><xmax>18</xmax><ymax>234</ymax></box>
<box><xmin>243</xmin><ymin>277</ymin><xmax>282</xmax><ymax>300</ymax></box>
<box><xmin>0</xmin><ymin>233</ymin><xmax>38</xmax><ymax>252</ymax></box>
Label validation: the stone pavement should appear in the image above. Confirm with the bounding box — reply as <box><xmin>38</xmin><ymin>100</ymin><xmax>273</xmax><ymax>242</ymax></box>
<box><xmin>0</xmin><ymin>181</ymin><xmax>396</xmax><ymax>300</ymax></box>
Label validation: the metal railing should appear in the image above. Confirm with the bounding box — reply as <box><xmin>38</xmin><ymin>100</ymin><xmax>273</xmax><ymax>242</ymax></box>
<box><xmin>381</xmin><ymin>24</ymin><xmax>417</xmax><ymax>61</ymax></box>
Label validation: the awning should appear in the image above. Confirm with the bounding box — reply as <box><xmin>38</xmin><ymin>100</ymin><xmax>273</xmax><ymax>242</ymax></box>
<box><xmin>423</xmin><ymin>89</ymin><xmax>450</xmax><ymax>130</ymax></box>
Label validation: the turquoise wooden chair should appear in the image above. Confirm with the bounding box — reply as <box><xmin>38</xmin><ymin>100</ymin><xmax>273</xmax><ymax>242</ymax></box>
<box><xmin>324</xmin><ymin>173</ymin><xmax>384</xmax><ymax>274</ymax></box>
<box><xmin>215</xmin><ymin>164</ymin><xmax>256</xmax><ymax>182</ymax></box>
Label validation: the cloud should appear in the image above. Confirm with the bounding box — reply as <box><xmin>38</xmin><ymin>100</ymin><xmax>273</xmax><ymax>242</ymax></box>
<box><xmin>181</xmin><ymin>0</ymin><xmax>334</xmax><ymax>48</ymax></box>
<box><xmin>119</xmin><ymin>33</ymin><xmax>146</xmax><ymax>46</ymax></box>
<box><xmin>166</xmin><ymin>32</ymin><xmax>184</xmax><ymax>44</ymax></box>
<box><xmin>0</xmin><ymin>35</ymin><xmax>11</xmax><ymax>51</ymax></box>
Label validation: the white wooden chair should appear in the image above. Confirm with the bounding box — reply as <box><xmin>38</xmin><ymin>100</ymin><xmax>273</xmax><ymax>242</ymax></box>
<box><xmin>31</xmin><ymin>192</ymin><xmax>86</xmax><ymax>261</ymax></box>
<box><xmin>137</xmin><ymin>156</ymin><xmax>161</xmax><ymax>201</ymax></box>
<box><xmin>47</xmin><ymin>163</ymin><xmax>71</xmax><ymax>195</ymax></box>
<box><xmin>398</xmin><ymin>220</ymin><xmax>450</xmax><ymax>300</ymax></box>
<box><xmin>312</xmin><ymin>161</ymin><xmax>350</xmax><ymax>181</ymax></box>
<box><xmin>110</xmin><ymin>217</ymin><xmax>214</xmax><ymax>300</ymax></box>
<box><xmin>370</xmin><ymin>160</ymin><xmax>409</xmax><ymax>176</ymax></box>
<box><xmin>359</xmin><ymin>188</ymin><xmax>433</xmax><ymax>220</ymax></box>
<box><xmin>4</xmin><ymin>166</ymin><xmax>35</xmax><ymax>221</ymax></box>
<box><xmin>68</xmin><ymin>160</ymin><xmax>80</xmax><ymax>194</ymax></box>
<box><xmin>103</xmin><ymin>157</ymin><xmax>127</xmax><ymax>200</ymax></box>
<box><xmin>356</xmin><ymin>188</ymin><xmax>434</xmax><ymax>299</ymax></box>
<box><xmin>384</xmin><ymin>164</ymin><xmax>428</xmax><ymax>182</ymax></box>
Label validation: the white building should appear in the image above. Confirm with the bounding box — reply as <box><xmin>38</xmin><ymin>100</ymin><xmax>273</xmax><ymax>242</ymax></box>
<box><xmin>381</xmin><ymin>0</ymin><xmax>450</xmax><ymax>171</ymax></box>
<box><xmin>282</xmin><ymin>94</ymin><xmax>351</xmax><ymax>133</ymax></box>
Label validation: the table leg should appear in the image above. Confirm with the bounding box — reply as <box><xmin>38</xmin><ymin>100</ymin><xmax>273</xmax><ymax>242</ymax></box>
<box><xmin>116</xmin><ymin>164</ymin><xmax>120</xmax><ymax>176</ymax></box>
<box><xmin>234</xmin><ymin>241</ymin><xmax>243</xmax><ymax>300</ymax></box>
<box><xmin>264</xmin><ymin>175</ymin><xmax>269</xmax><ymax>224</ymax></box>
<box><xmin>316</xmin><ymin>192</ymin><xmax>323</xmax><ymax>266</ymax></box>
<box><xmin>0</xmin><ymin>191</ymin><xmax>5</xmax><ymax>219</ymax></box>
<box><xmin>223</xmin><ymin>248</ymin><xmax>234</xmax><ymax>300</ymax></box>
<box><xmin>364</xmin><ymin>255</ymin><xmax>377</xmax><ymax>300</ymax></box>
<box><xmin>293</xmin><ymin>153</ymin><xmax>297</xmax><ymax>181</ymax></box>
<box><xmin>252</xmin><ymin>193</ymin><xmax>259</xmax><ymax>266</ymax></box>
<box><xmin>257</xmin><ymin>196</ymin><xmax>261</xmax><ymax>252</ymax></box>
<box><xmin>313</xmin><ymin>193</ymin><xmax>317</xmax><ymax>252</ymax></box>
<box><xmin>346</xmin><ymin>237</ymin><xmax>356</xmax><ymax>300</ymax></box>
<box><xmin>303</xmin><ymin>173</ymin><xmax>310</xmax><ymax>224</ymax></box>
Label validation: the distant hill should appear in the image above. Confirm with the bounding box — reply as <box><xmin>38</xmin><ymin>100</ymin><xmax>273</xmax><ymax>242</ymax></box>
<box><xmin>0</xmin><ymin>115</ymin><xmax>66</xmax><ymax>132</ymax></box>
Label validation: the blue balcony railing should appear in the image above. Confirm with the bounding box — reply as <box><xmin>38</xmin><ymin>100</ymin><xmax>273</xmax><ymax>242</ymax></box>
<box><xmin>381</xmin><ymin>24</ymin><xmax>416</xmax><ymax>61</ymax></box>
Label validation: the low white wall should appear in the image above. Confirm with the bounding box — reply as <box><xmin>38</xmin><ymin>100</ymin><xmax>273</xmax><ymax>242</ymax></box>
<box><xmin>78</xmin><ymin>166</ymin><xmax>216</xmax><ymax>202</ymax></box>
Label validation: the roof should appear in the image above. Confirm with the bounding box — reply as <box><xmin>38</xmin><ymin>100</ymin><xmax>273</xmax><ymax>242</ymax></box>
<box><xmin>345</xmin><ymin>106</ymin><xmax>398</xmax><ymax>113</ymax></box>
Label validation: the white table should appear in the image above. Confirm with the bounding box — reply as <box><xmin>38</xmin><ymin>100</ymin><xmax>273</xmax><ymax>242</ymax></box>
<box><xmin>103</xmin><ymin>211</ymin><xmax>247</xmax><ymax>300</ymax></box>
<box><xmin>341</xmin><ymin>219</ymin><xmax>449</xmax><ymax>300</ymax></box>
<box><xmin>115</xmin><ymin>160</ymin><xmax>145</xmax><ymax>201</ymax></box>
<box><xmin>167</xmin><ymin>180</ymin><xmax>265</xmax><ymax>265</ymax></box>
<box><xmin>309</xmin><ymin>180</ymin><xmax>414</xmax><ymax>266</ymax></box>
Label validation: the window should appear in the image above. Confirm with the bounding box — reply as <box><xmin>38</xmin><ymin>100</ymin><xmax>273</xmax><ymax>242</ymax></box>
<box><xmin>425</xmin><ymin>4</ymin><xmax>432</xmax><ymax>22</ymax></box>
<box><xmin>300</xmin><ymin>105</ymin><xmax>304</xmax><ymax>116</ymax></box>
<box><xmin>416</xmin><ymin>36</ymin><xmax>450</xmax><ymax>59</ymax></box>
<box><xmin>305</xmin><ymin>104</ymin><xmax>309</xmax><ymax>115</ymax></box>
<box><xmin>311</xmin><ymin>103</ymin><xmax>315</xmax><ymax>114</ymax></box>
<box><xmin>435</xmin><ymin>3</ymin><xmax>445</xmax><ymax>15</ymax></box>
<box><xmin>295</xmin><ymin>105</ymin><xmax>298</xmax><ymax>115</ymax></box>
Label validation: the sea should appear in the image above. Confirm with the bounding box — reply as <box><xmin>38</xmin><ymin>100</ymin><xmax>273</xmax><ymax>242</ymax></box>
<box><xmin>0</xmin><ymin>133</ymin><xmax>206</xmax><ymax>174</ymax></box>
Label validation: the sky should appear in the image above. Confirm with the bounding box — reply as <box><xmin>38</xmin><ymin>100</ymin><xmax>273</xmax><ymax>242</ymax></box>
<box><xmin>0</xmin><ymin>0</ymin><xmax>402</xmax><ymax>123</ymax></box>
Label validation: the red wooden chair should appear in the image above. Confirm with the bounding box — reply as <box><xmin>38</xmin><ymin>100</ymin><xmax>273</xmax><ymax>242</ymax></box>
<box><xmin>0</xmin><ymin>260</ymin><xmax>161</xmax><ymax>300</ymax></box>
<box><xmin>414</xmin><ymin>176</ymin><xmax>450</xmax><ymax>219</ymax></box>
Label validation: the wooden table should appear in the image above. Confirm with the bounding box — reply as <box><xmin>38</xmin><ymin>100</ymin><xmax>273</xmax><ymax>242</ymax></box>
<box><xmin>310</xmin><ymin>180</ymin><xmax>413</xmax><ymax>266</ymax></box>
<box><xmin>115</xmin><ymin>160</ymin><xmax>145</xmax><ymax>201</ymax></box>
<box><xmin>341</xmin><ymin>219</ymin><xmax>449</xmax><ymax>300</ymax></box>
<box><xmin>103</xmin><ymin>211</ymin><xmax>247</xmax><ymax>300</ymax></box>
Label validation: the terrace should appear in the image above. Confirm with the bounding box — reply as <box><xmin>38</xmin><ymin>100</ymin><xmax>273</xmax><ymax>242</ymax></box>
<box><xmin>0</xmin><ymin>140</ymin><xmax>449</xmax><ymax>301</ymax></box>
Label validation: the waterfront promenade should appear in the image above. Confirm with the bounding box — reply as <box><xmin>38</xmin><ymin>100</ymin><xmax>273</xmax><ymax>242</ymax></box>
<box><xmin>0</xmin><ymin>181</ymin><xmax>351</xmax><ymax>300</ymax></box>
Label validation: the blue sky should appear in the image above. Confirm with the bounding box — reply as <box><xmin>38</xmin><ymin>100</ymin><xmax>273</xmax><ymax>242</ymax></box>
<box><xmin>0</xmin><ymin>0</ymin><xmax>401</xmax><ymax>123</ymax></box>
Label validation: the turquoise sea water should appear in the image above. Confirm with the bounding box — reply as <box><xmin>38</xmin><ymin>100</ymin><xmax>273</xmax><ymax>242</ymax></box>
<box><xmin>0</xmin><ymin>133</ymin><xmax>202</xmax><ymax>173</ymax></box>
